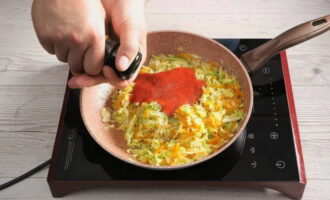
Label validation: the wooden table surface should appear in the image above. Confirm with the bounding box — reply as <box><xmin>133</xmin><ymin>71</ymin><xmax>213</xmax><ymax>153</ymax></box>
<box><xmin>0</xmin><ymin>0</ymin><xmax>329</xmax><ymax>199</ymax></box>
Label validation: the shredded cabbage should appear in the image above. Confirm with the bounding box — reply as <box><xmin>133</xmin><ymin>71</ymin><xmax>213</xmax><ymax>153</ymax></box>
<box><xmin>101</xmin><ymin>50</ymin><xmax>245</xmax><ymax>166</ymax></box>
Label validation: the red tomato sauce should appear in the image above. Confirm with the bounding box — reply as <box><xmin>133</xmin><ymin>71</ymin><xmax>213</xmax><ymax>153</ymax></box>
<box><xmin>131</xmin><ymin>67</ymin><xmax>205</xmax><ymax>115</ymax></box>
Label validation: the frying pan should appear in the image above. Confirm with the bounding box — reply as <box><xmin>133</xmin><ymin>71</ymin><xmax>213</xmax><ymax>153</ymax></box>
<box><xmin>80</xmin><ymin>15</ymin><xmax>330</xmax><ymax>170</ymax></box>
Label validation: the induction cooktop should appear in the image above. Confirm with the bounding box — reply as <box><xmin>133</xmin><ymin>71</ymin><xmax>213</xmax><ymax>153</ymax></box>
<box><xmin>47</xmin><ymin>39</ymin><xmax>306</xmax><ymax>199</ymax></box>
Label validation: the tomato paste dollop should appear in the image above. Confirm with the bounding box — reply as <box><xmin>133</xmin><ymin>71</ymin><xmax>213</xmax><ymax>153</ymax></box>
<box><xmin>131</xmin><ymin>67</ymin><xmax>205</xmax><ymax>115</ymax></box>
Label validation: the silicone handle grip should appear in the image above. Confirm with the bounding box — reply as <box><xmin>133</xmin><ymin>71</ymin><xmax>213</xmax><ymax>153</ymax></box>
<box><xmin>104</xmin><ymin>39</ymin><xmax>142</xmax><ymax>80</ymax></box>
<box><xmin>241</xmin><ymin>15</ymin><xmax>330</xmax><ymax>72</ymax></box>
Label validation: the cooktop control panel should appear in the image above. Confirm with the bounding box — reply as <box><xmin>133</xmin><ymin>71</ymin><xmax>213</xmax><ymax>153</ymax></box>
<box><xmin>220</xmin><ymin>39</ymin><xmax>299</xmax><ymax>181</ymax></box>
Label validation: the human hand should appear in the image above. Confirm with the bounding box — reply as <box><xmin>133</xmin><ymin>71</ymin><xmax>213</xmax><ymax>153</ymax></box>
<box><xmin>99</xmin><ymin>0</ymin><xmax>147</xmax><ymax>88</ymax></box>
<box><xmin>31</xmin><ymin>0</ymin><xmax>146</xmax><ymax>88</ymax></box>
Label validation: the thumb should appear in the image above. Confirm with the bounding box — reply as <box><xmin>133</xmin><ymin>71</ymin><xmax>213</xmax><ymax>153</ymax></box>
<box><xmin>115</xmin><ymin>21</ymin><xmax>141</xmax><ymax>72</ymax></box>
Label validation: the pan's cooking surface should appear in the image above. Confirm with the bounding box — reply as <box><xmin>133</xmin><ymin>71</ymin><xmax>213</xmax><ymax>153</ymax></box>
<box><xmin>49</xmin><ymin>39</ymin><xmax>300</xmax><ymax>183</ymax></box>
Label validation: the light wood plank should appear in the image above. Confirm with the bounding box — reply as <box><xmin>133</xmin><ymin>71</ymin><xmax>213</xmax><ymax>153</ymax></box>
<box><xmin>1</xmin><ymin>37</ymin><xmax>329</xmax><ymax>88</ymax></box>
<box><xmin>0</xmin><ymin>131</ymin><xmax>54</xmax><ymax>179</ymax></box>
<box><xmin>293</xmin><ymin>86</ymin><xmax>330</xmax><ymax>137</ymax></box>
<box><xmin>0</xmin><ymin>85</ymin><xmax>329</xmax><ymax>135</ymax></box>
<box><xmin>146</xmin><ymin>0</ymin><xmax>330</xmax><ymax>15</ymax></box>
<box><xmin>302</xmin><ymin>140</ymin><xmax>330</xmax><ymax>180</ymax></box>
<box><xmin>0</xmin><ymin>176</ymin><xmax>329</xmax><ymax>200</ymax></box>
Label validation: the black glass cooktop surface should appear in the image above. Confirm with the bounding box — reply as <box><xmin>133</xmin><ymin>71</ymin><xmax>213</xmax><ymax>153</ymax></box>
<box><xmin>49</xmin><ymin>39</ymin><xmax>299</xmax><ymax>182</ymax></box>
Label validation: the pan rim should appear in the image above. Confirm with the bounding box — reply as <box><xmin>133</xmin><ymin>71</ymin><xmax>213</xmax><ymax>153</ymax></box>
<box><xmin>80</xmin><ymin>30</ymin><xmax>254</xmax><ymax>170</ymax></box>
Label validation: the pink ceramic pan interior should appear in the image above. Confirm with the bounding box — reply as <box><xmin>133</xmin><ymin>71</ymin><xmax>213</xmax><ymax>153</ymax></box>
<box><xmin>80</xmin><ymin>15</ymin><xmax>329</xmax><ymax>170</ymax></box>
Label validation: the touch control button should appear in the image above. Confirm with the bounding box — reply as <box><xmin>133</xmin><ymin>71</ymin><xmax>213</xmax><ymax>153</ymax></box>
<box><xmin>249</xmin><ymin>146</ymin><xmax>256</xmax><ymax>154</ymax></box>
<box><xmin>247</xmin><ymin>133</ymin><xmax>255</xmax><ymax>139</ymax></box>
<box><xmin>275</xmin><ymin>160</ymin><xmax>286</xmax><ymax>169</ymax></box>
<box><xmin>270</xmin><ymin>131</ymin><xmax>279</xmax><ymax>140</ymax></box>
<box><xmin>251</xmin><ymin>161</ymin><xmax>257</xmax><ymax>169</ymax></box>
<box><xmin>239</xmin><ymin>44</ymin><xmax>247</xmax><ymax>51</ymax></box>
<box><xmin>262</xmin><ymin>67</ymin><xmax>271</xmax><ymax>74</ymax></box>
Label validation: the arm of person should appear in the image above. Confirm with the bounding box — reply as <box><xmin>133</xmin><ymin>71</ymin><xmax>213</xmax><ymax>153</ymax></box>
<box><xmin>31</xmin><ymin>0</ymin><xmax>147</xmax><ymax>89</ymax></box>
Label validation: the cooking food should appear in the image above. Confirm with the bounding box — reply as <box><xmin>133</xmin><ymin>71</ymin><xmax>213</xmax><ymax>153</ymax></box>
<box><xmin>101</xmin><ymin>51</ymin><xmax>244</xmax><ymax>166</ymax></box>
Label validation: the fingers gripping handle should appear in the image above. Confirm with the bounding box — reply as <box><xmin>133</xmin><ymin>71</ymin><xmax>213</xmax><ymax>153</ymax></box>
<box><xmin>104</xmin><ymin>39</ymin><xmax>142</xmax><ymax>80</ymax></box>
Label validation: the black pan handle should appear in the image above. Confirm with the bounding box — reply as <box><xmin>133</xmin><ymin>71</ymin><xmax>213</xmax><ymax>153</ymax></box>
<box><xmin>104</xmin><ymin>39</ymin><xmax>142</xmax><ymax>80</ymax></box>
